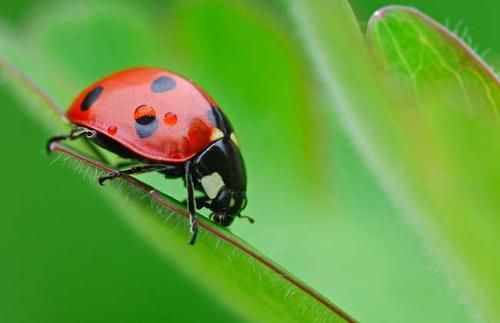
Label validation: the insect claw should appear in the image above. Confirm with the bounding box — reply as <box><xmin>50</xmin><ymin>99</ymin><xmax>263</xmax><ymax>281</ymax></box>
<box><xmin>188</xmin><ymin>217</ymin><xmax>199</xmax><ymax>245</ymax></box>
<box><xmin>98</xmin><ymin>171</ymin><xmax>120</xmax><ymax>185</ymax></box>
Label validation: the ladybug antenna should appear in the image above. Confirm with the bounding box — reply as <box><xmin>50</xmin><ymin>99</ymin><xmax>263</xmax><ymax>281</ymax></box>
<box><xmin>239</xmin><ymin>214</ymin><xmax>255</xmax><ymax>224</ymax></box>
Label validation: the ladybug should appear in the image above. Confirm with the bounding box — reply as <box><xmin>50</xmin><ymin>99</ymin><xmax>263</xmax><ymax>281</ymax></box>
<box><xmin>48</xmin><ymin>67</ymin><xmax>253</xmax><ymax>244</ymax></box>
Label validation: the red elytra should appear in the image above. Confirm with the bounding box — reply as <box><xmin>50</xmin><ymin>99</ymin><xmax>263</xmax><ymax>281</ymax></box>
<box><xmin>66</xmin><ymin>67</ymin><xmax>220</xmax><ymax>163</ymax></box>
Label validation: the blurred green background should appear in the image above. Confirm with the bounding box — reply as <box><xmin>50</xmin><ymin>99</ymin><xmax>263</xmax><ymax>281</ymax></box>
<box><xmin>1</xmin><ymin>1</ymin><xmax>499</xmax><ymax>322</ymax></box>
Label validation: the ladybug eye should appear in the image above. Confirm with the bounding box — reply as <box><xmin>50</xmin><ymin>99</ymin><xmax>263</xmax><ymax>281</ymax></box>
<box><xmin>134</xmin><ymin>105</ymin><xmax>157</xmax><ymax>125</ymax></box>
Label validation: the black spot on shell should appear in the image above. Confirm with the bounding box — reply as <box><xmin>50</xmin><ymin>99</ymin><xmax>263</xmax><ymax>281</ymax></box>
<box><xmin>81</xmin><ymin>86</ymin><xmax>103</xmax><ymax>111</ymax></box>
<box><xmin>136</xmin><ymin>115</ymin><xmax>156</xmax><ymax>125</ymax></box>
<box><xmin>151</xmin><ymin>76</ymin><xmax>176</xmax><ymax>93</ymax></box>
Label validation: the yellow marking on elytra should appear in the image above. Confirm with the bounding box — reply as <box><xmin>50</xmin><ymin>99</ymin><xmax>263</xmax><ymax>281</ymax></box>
<box><xmin>210</xmin><ymin>128</ymin><xmax>224</xmax><ymax>142</ymax></box>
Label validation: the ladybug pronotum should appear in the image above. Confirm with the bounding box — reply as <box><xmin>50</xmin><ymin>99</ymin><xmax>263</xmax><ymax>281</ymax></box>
<box><xmin>48</xmin><ymin>67</ymin><xmax>252</xmax><ymax>244</ymax></box>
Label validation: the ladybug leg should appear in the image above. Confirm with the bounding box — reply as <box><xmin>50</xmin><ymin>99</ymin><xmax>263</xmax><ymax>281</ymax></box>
<box><xmin>180</xmin><ymin>196</ymin><xmax>210</xmax><ymax>210</ymax></box>
<box><xmin>46</xmin><ymin>127</ymin><xmax>96</xmax><ymax>153</ymax></box>
<box><xmin>98</xmin><ymin>164</ymin><xmax>168</xmax><ymax>185</ymax></box>
<box><xmin>114</xmin><ymin>161</ymin><xmax>141</xmax><ymax>169</ymax></box>
<box><xmin>185</xmin><ymin>161</ymin><xmax>198</xmax><ymax>245</ymax></box>
<box><xmin>47</xmin><ymin>127</ymin><xmax>109</xmax><ymax>164</ymax></box>
<box><xmin>194</xmin><ymin>196</ymin><xmax>210</xmax><ymax>209</ymax></box>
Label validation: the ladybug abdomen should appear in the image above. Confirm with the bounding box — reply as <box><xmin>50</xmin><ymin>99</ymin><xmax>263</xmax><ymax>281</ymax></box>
<box><xmin>66</xmin><ymin>67</ymin><xmax>223</xmax><ymax>163</ymax></box>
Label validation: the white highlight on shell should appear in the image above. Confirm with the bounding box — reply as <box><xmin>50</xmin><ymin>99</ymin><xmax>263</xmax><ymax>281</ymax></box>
<box><xmin>200</xmin><ymin>172</ymin><xmax>224</xmax><ymax>199</ymax></box>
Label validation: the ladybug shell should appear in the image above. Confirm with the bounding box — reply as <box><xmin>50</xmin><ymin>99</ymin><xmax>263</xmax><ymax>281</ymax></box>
<box><xmin>66</xmin><ymin>67</ymin><xmax>224</xmax><ymax>163</ymax></box>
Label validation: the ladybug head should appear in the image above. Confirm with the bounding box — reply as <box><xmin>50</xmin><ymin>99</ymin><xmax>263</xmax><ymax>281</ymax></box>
<box><xmin>209</xmin><ymin>190</ymin><xmax>248</xmax><ymax>226</ymax></box>
<box><xmin>192</xmin><ymin>137</ymin><xmax>248</xmax><ymax>226</ymax></box>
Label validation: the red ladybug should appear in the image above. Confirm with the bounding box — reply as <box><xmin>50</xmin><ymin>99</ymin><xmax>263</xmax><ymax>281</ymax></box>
<box><xmin>48</xmin><ymin>67</ymin><xmax>252</xmax><ymax>244</ymax></box>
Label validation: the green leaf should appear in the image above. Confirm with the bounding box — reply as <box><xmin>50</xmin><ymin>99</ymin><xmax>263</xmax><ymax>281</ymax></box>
<box><xmin>49</xmin><ymin>142</ymin><xmax>354</xmax><ymax>323</ymax></box>
<box><xmin>367</xmin><ymin>5</ymin><xmax>500</xmax><ymax>118</ymax></box>
<box><xmin>365</xmin><ymin>6</ymin><xmax>500</xmax><ymax>321</ymax></box>
<box><xmin>293</xmin><ymin>2</ymin><xmax>500</xmax><ymax>322</ymax></box>
<box><xmin>0</xmin><ymin>2</ymin><xmax>354</xmax><ymax>323</ymax></box>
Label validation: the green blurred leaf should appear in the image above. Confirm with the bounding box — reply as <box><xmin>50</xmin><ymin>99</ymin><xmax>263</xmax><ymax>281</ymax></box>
<box><xmin>367</xmin><ymin>5</ymin><xmax>500</xmax><ymax>118</ymax></box>
<box><xmin>293</xmin><ymin>2</ymin><xmax>500</xmax><ymax>322</ymax></box>
<box><xmin>365</xmin><ymin>5</ymin><xmax>500</xmax><ymax>321</ymax></box>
